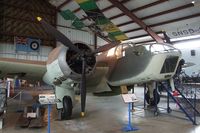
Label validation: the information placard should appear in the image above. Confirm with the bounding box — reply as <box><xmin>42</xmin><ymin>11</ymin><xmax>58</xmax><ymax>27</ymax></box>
<box><xmin>121</xmin><ymin>94</ymin><xmax>138</xmax><ymax>103</ymax></box>
<box><xmin>39</xmin><ymin>94</ymin><xmax>59</xmax><ymax>105</ymax></box>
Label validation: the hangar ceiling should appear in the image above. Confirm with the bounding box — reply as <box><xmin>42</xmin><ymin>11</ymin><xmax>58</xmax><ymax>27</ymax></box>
<box><xmin>49</xmin><ymin>0</ymin><xmax>200</xmax><ymax>44</ymax></box>
<box><xmin>0</xmin><ymin>0</ymin><xmax>57</xmax><ymax>47</ymax></box>
<box><xmin>1</xmin><ymin>0</ymin><xmax>200</xmax><ymax>47</ymax></box>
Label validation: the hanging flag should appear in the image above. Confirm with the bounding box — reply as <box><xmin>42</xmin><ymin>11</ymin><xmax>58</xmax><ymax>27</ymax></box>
<box><xmin>15</xmin><ymin>36</ymin><xmax>28</xmax><ymax>52</ymax></box>
<box><xmin>15</xmin><ymin>36</ymin><xmax>41</xmax><ymax>52</ymax></box>
<box><xmin>74</xmin><ymin>0</ymin><xmax>128</xmax><ymax>41</ymax></box>
<box><xmin>60</xmin><ymin>9</ymin><xmax>85</xmax><ymax>29</ymax></box>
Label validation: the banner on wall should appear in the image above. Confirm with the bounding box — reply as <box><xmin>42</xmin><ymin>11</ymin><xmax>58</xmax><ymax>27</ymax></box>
<box><xmin>15</xmin><ymin>36</ymin><xmax>41</xmax><ymax>52</ymax></box>
<box><xmin>166</xmin><ymin>21</ymin><xmax>200</xmax><ymax>39</ymax></box>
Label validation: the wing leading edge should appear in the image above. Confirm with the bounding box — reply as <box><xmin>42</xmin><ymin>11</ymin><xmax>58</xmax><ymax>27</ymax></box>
<box><xmin>0</xmin><ymin>57</ymin><xmax>46</xmax><ymax>81</ymax></box>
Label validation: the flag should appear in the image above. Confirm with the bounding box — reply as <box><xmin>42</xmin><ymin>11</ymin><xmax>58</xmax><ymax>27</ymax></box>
<box><xmin>15</xmin><ymin>36</ymin><xmax>41</xmax><ymax>52</ymax></box>
<box><xmin>15</xmin><ymin>36</ymin><xmax>28</xmax><ymax>52</ymax></box>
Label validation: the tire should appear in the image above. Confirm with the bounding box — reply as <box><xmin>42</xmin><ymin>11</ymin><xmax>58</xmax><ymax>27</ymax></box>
<box><xmin>145</xmin><ymin>89</ymin><xmax>160</xmax><ymax>106</ymax></box>
<box><xmin>61</xmin><ymin>96</ymin><xmax>73</xmax><ymax>120</ymax></box>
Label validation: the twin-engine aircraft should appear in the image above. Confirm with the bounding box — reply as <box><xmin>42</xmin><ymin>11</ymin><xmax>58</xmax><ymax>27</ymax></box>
<box><xmin>0</xmin><ymin>17</ymin><xmax>181</xmax><ymax>120</ymax></box>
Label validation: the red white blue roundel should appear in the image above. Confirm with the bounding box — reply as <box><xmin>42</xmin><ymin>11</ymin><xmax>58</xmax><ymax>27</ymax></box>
<box><xmin>30</xmin><ymin>41</ymin><xmax>39</xmax><ymax>50</ymax></box>
<box><xmin>28</xmin><ymin>38</ymin><xmax>41</xmax><ymax>52</ymax></box>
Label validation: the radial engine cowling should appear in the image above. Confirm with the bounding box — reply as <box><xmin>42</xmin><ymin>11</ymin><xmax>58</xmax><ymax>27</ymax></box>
<box><xmin>43</xmin><ymin>42</ymin><xmax>96</xmax><ymax>85</ymax></box>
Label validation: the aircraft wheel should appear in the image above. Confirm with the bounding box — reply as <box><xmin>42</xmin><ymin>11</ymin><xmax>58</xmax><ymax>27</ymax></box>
<box><xmin>145</xmin><ymin>89</ymin><xmax>160</xmax><ymax>106</ymax></box>
<box><xmin>61</xmin><ymin>96</ymin><xmax>72</xmax><ymax>120</ymax></box>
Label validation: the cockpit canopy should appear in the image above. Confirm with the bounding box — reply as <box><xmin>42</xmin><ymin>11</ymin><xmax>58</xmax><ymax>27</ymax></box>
<box><xmin>107</xmin><ymin>42</ymin><xmax>181</xmax><ymax>58</ymax></box>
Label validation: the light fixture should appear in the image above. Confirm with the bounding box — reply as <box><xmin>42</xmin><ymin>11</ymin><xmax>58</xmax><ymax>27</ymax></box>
<box><xmin>191</xmin><ymin>1</ymin><xmax>195</xmax><ymax>4</ymax></box>
<box><xmin>192</xmin><ymin>0</ymin><xmax>200</xmax><ymax>6</ymax></box>
<box><xmin>36</xmin><ymin>17</ymin><xmax>42</xmax><ymax>21</ymax></box>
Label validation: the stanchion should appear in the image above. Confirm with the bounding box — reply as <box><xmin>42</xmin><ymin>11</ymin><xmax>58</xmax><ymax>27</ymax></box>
<box><xmin>122</xmin><ymin>103</ymin><xmax>139</xmax><ymax>132</ymax></box>
<box><xmin>47</xmin><ymin>104</ymin><xmax>51</xmax><ymax>133</ymax></box>
<box><xmin>39</xmin><ymin>94</ymin><xmax>58</xmax><ymax>133</ymax></box>
<box><xmin>121</xmin><ymin>94</ymin><xmax>139</xmax><ymax>132</ymax></box>
<box><xmin>144</xmin><ymin>83</ymin><xmax>146</xmax><ymax>109</ymax></box>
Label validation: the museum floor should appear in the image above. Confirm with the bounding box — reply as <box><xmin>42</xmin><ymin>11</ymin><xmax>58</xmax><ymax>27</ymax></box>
<box><xmin>1</xmin><ymin>86</ymin><xmax>200</xmax><ymax>133</ymax></box>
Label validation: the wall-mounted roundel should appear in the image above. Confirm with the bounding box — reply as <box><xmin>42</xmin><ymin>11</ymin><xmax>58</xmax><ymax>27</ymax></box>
<box><xmin>30</xmin><ymin>41</ymin><xmax>39</xmax><ymax>50</ymax></box>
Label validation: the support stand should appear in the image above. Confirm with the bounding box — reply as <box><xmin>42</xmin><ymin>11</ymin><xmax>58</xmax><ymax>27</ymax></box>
<box><xmin>144</xmin><ymin>83</ymin><xmax>147</xmax><ymax>109</ymax></box>
<box><xmin>39</xmin><ymin>94</ymin><xmax>58</xmax><ymax>133</ymax></box>
<box><xmin>17</xmin><ymin>91</ymin><xmax>23</xmax><ymax>112</ymax></box>
<box><xmin>154</xmin><ymin>82</ymin><xmax>158</xmax><ymax>116</ymax></box>
<box><xmin>123</xmin><ymin>103</ymin><xmax>139</xmax><ymax>132</ymax></box>
<box><xmin>167</xmin><ymin>86</ymin><xmax>171</xmax><ymax>113</ymax></box>
<box><xmin>47</xmin><ymin>104</ymin><xmax>51</xmax><ymax>133</ymax></box>
<box><xmin>131</xmin><ymin>86</ymin><xmax>135</xmax><ymax>111</ymax></box>
<box><xmin>121</xmin><ymin>94</ymin><xmax>139</xmax><ymax>132</ymax></box>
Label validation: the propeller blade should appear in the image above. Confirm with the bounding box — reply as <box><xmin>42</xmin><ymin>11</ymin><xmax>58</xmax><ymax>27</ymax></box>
<box><xmin>80</xmin><ymin>58</ymin><xmax>86</xmax><ymax>117</ymax></box>
<box><xmin>36</xmin><ymin>17</ymin><xmax>81</xmax><ymax>53</ymax></box>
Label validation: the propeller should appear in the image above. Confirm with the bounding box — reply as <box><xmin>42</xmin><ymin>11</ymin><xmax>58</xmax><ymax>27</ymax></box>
<box><xmin>36</xmin><ymin>17</ymin><xmax>119</xmax><ymax>116</ymax></box>
<box><xmin>80</xmin><ymin>57</ymin><xmax>86</xmax><ymax>116</ymax></box>
<box><xmin>36</xmin><ymin>17</ymin><xmax>81</xmax><ymax>54</ymax></box>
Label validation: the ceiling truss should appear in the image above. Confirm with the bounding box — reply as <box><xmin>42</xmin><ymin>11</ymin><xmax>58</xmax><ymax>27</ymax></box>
<box><xmin>52</xmin><ymin>0</ymin><xmax>199</xmax><ymax>44</ymax></box>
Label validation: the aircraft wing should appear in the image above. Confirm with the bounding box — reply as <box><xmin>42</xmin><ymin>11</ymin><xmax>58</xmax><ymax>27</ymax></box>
<box><xmin>0</xmin><ymin>57</ymin><xmax>46</xmax><ymax>81</ymax></box>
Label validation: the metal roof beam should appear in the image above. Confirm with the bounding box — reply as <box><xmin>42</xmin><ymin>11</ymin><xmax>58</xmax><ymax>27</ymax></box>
<box><xmin>110</xmin><ymin>0</ymin><xmax>168</xmax><ymax>20</ymax></box>
<box><xmin>125</xmin><ymin>31</ymin><xmax>163</xmax><ymax>40</ymax></box>
<box><xmin>117</xmin><ymin>3</ymin><xmax>194</xmax><ymax>27</ymax></box>
<box><xmin>123</xmin><ymin>13</ymin><xmax>200</xmax><ymax>34</ymax></box>
<box><xmin>108</xmin><ymin>0</ymin><xmax>164</xmax><ymax>43</ymax></box>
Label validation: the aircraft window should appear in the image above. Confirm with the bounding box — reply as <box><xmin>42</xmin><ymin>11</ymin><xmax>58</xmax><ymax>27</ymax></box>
<box><xmin>143</xmin><ymin>43</ymin><xmax>178</xmax><ymax>53</ymax></box>
<box><xmin>129</xmin><ymin>45</ymin><xmax>148</xmax><ymax>56</ymax></box>
<box><xmin>122</xmin><ymin>43</ymin><xmax>134</xmax><ymax>50</ymax></box>
<box><xmin>107</xmin><ymin>47</ymin><xmax>116</xmax><ymax>57</ymax></box>
<box><xmin>115</xmin><ymin>45</ymin><xmax>123</xmax><ymax>59</ymax></box>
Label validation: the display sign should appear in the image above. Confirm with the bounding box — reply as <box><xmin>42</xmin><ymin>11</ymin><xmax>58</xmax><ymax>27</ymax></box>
<box><xmin>121</xmin><ymin>94</ymin><xmax>138</xmax><ymax>103</ymax></box>
<box><xmin>27</xmin><ymin>112</ymin><xmax>36</xmax><ymax>118</ymax></box>
<box><xmin>39</xmin><ymin>94</ymin><xmax>59</xmax><ymax>105</ymax></box>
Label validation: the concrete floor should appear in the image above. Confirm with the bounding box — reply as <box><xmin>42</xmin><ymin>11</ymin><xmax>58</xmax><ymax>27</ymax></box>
<box><xmin>1</xmin><ymin>87</ymin><xmax>200</xmax><ymax>133</ymax></box>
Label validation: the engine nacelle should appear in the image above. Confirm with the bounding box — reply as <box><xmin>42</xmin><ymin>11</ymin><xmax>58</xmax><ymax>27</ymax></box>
<box><xmin>43</xmin><ymin>42</ymin><xmax>96</xmax><ymax>85</ymax></box>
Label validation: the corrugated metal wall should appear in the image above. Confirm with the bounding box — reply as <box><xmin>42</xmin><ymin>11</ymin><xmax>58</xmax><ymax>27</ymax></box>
<box><xmin>57</xmin><ymin>13</ymin><xmax>109</xmax><ymax>47</ymax></box>
<box><xmin>0</xmin><ymin>43</ymin><xmax>52</xmax><ymax>61</ymax></box>
<box><xmin>57</xmin><ymin>13</ymin><xmax>97</xmax><ymax>47</ymax></box>
<box><xmin>97</xmin><ymin>37</ymin><xmax>108</xmax><ymax>46</ymax></box>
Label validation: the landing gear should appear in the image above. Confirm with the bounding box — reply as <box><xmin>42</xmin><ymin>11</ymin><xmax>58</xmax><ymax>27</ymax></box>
<box><xmin>167</xmin><ymin>107</ymin><xmax>172</xmax><ymax>113</ymax></box>
<box><xmin>145</xmin><ymin>89</ymin><xmax>160</xmax><ymax>106</ymax></box>
<box><xmin>60</xmin><ymin>96</ymin><xmax>73</xmax><ymax>120</ymax></box>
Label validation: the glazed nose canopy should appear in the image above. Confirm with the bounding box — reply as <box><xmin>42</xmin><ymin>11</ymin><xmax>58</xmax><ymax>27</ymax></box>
<box><xmin>66</xmin><ymin>42</ymin><xmax>96</xmax><ymax>75</ymax></box>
